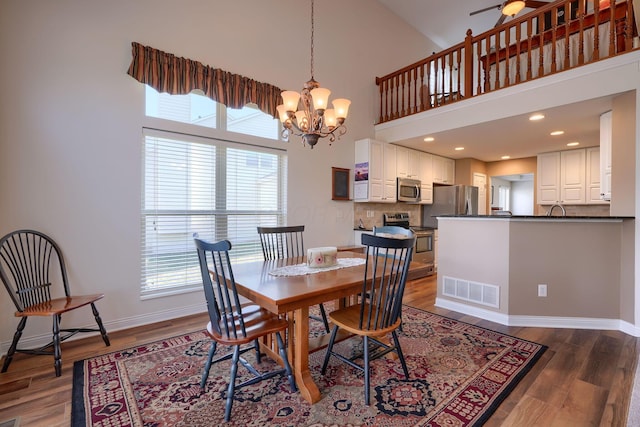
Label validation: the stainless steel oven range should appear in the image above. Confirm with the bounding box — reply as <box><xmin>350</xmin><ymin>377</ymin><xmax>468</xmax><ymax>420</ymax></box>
<box><xmin>383</xmin><ymin>212</ymin><xmax>434</xmax><ymax>276</ymax></box>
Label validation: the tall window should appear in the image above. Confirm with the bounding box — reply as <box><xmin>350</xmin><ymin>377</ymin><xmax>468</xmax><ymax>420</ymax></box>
<box><xmin>141</xmin><ymin>88</ymin><xmax>286</xmax><ymax>297</ymax></box>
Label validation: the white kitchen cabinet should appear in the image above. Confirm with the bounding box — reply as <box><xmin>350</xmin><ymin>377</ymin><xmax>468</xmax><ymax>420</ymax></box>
<box><xmin>586</xmin><ymin>147</ymin><xmax>607</xmax><ymax>204</ymax></box>
<box><xmin>383</xmin><ymin>144</ymin><xmax>397</xmax><ymax>201</ymax></box>
<box><xmin>600</xmin><ymin>111</ymin><xmax>612</xmax><ymax>201</ymax></box>
<box><xmin>354</xmin><ymin>138</ymin><xmax>396</xmax><ymax>203</ymax></box>
<box><xmin>537</xmin><ymin>148</ymin><xmax>604</xmax><ymax>205</ymax></box>
<box><xmin>396</xmin><ymin>146</ymin><xmax>420</xmax><ymax>179</ymax></box>
<box><xmin>444</xmin><ymin>158</ymin><xmax>455</xmax><ymax>184</ymax></box>
<box><xmin>537</xmin><ymin>152</ymin><xmax>561</xmax><ymax>204</ymax></box>
<box><xmin>396</xmin><ymin>146</ymin><xmax>408</xmax><ymax>178</ymax></box>
<box><xmin>419</xmin><ymin>152</ymin><xmax>433</xmax><ymax>204</ymax></box>
<box><xmin>560</xmin><ymin>148</ymin><xmax>586</xmax><ymax>204</ymax></box>
<box><xmin>432</xmin><ymin>155</ymin><xmax>455</xmax><ymax>184</ymax></box>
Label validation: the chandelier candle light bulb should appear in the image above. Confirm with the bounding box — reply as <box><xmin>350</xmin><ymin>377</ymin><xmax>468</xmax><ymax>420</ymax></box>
<box><xmin>277</xmin><ymin>0</ymin><xmax>350</xmax><ymax>148</ymax></box>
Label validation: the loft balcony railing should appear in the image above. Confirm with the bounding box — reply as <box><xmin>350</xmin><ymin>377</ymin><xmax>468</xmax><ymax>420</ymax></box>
<box><xmin>376</xmin><ymin>0</ymin><xmax>637</xmax><ymax>124</ymax></box>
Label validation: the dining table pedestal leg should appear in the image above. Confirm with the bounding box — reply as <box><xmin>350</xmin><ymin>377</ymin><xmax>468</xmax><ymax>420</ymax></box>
<box><xmin>293</xmin><ymin>306</ymin><xmax>321</xmax><ymax>403</ymax></box>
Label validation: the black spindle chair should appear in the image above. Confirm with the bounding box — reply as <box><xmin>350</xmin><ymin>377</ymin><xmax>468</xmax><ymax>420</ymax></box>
<box><xmin>194</xmin><ymin>238</ymin><xmax>296</xmax><ymax>422</ymax></box>
<box><xmin>0</xmin><ymin>230</ymin><xmax>110</xmax><ymax>377</ymax></box>
<box><xmin>373</xmin><ymin>225</ymin><xmax>414</xmax><ymax>331</ymax></box>
<box><xmin>257</xmin><ymin>225</ymin><xmax>330</xmax><ymax>333</ymax></box>
<box><xmin>321</xmin><ymin>233</ymin><xmax>415</xmax><ymax>405</ymax></box>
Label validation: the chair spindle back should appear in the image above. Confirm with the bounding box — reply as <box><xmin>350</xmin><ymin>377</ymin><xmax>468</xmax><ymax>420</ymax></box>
<box><xmin>0</xmin><ymin>230</ymin><xmax>69</xmax><ymax>312</ymax></box>
<box><xmin>195</xmin><ymin>238</ymin><xmax>248</xmax><ymax>340</ymax></box>
<box><xmin>257</xmin><ymin>226</ymin><xmax>305</xmax><ymax>260</ymax></box>
<box><xmin>359</xmin><ymin>233</ymin><xmax>414</xmax><ymax>331</ymax></box>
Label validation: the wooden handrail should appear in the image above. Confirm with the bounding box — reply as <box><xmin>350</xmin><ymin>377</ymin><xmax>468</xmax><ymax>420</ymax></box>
<box><xmin>482</xmin><ymin>1</ymin><xmax>631</xmax><ymax>65</ymax></box>
<box><xmin>375</xmin><ymin>0</ymin><xmax>637</xmax><ymax>125</ymax></box>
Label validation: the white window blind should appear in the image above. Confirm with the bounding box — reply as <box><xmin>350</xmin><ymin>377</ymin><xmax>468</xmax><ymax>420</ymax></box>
<box><xmin>141</xmin><ymin>130</ymin><xmax>287</xmax><ymax>297</ymax></box>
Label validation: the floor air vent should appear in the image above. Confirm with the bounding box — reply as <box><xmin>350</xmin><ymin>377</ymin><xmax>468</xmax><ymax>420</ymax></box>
<box><xmin>442</xmin><ymin>276</ymin><xmax>499</xmax><ymax>308</ymax></box>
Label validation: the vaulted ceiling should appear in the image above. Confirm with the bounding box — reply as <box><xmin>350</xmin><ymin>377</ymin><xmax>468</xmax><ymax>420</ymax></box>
<box><xmin>376</xmin><ymin>0</ymin><xmax>552</xmax><ymax>50</ymax></box>
<box><xmin>374</xmin><ymin>0</ymin><xmax>617</xmax><ymax>162</ymax></box>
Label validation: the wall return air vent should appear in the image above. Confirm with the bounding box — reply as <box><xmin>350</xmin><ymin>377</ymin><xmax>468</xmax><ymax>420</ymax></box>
<box><xmin>442</xmin><ymin>276</ymin><xmax>500</xmax><ymax>308</ymax></box>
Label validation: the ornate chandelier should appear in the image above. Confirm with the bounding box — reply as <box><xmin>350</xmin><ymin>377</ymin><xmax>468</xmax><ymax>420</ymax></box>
<box><xmin>276</xmin><ymin>0</ymin><xmax>351</xmax><ymax>149</ymax></box>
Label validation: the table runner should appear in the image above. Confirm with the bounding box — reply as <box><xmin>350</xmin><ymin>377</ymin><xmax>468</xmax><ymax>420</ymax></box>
<box><xmin>268</xmin><ymin>258</ymin><xmax>366</xmax><ymax>277</ymax></box>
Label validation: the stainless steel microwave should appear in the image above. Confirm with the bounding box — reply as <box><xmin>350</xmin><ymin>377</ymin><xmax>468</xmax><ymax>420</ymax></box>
<box><xmin>397</xmin><ymin>177</ymin><xmax>421</xmax><ymax>202</ymax></box>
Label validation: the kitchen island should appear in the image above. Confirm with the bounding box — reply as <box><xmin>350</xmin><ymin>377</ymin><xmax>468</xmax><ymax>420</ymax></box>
<box><xmin>436</xmin><ymin>215</ymin><xmax>635</xmax><ymax>333</ymax></box>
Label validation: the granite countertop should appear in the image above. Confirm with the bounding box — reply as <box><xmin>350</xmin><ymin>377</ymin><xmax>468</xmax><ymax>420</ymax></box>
<box><xmin>437</xmin><ymin>215</ymin><xmax>634</xmax><ymax>220</ymax></box>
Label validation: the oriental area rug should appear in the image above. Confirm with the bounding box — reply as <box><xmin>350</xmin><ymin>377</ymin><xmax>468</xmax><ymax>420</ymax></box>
<box><xmin>72</xmin><ymin>306</ymin><xmax>546</xmax><ymax>427</ymax></box>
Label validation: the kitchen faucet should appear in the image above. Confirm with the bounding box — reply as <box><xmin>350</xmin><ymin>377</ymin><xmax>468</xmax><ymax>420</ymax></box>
<box><xmin>547</xmin><ymin>204</ymin><xmax>566</xmax><ymax>217</ymax></box>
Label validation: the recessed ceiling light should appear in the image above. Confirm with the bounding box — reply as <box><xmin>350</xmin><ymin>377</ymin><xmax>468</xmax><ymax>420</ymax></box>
<box><xmin>455</xmin><ymin>147</ymin><xmax>464</xmax><ymax>151</ymax></box>
<box><xmin>550</xmin><ymin>130</ymin><xmax>564</xmax><ymax>136</ymax></box>
<box><xmin>529</xmin><ymin>114</ymin><xmax>545</xmax><ymax>121</ymax></box>
<box><xmin>501</xmin><ymin>155</ymin><xmax>511</xmax><ymax>160</ymax></box>
<box><xmin>567</xmin><ymin>142</ymin><xmax>580</xmax><ymax>147</ymax></box>
<box><xmin>423</xmin><ymin>136</ymin><xmax>435</xmax><ymax>142</ymax></box>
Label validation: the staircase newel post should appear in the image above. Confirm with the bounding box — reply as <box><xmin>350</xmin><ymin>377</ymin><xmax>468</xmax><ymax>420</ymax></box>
<box><xmin>464</xmin><ymin>29</ymin><xmax>474</xmax><ymax>99</ymax></box>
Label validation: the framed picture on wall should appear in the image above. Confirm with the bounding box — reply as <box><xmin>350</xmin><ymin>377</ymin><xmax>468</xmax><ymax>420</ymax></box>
<box><xmin>332</xmin><ymin>167</ymin><xmax>350</xmax><ymax>201</ymax></box>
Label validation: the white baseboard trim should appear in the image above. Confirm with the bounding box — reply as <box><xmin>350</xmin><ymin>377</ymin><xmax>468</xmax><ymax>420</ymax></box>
<box><xmin>0</xmin><ymin>303</ymin><xmax>207</xmax><ymax>356</ymax></box>
<box><xmin>435</xmin><ymin>297</ymin><xmax>640</xmax><ymax>337</ymax></box>
<box><xmin>619</xmin><ymin>320</ymin><xmax>640</xmax><ymax>337</ymax></box>
<box><xmin>435</xmin><ymin>298</ymin><xmax>510</xmax><ymax>325</ymax></box>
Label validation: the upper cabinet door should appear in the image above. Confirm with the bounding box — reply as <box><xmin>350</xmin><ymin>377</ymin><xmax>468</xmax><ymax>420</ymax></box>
<box><xmin>396</xmin><ymin>146</ymin><xmax>420</xmax><ymax>179</ymax></box>
<box><xmin>560</xmin><ymin>149</ymin><xmax>586</xmax><ymax>204</ymax></box>
<box><xmin>382</xmin><ymin>144</ymin><xmax>397</xmax><ymax>202</ymax></box>
<box><xmin>396</xmin><ymin>146</ymin><xmax>409</xmax><ymax>178</ymax></box>
<box><xmin>419</xmin><ymin>152</ymin><xmax>433</xmax><ymax>204</ymax></box>
<box><xmin>433</xmin><ymin>155</ymin><xmax>455</xmax><ymax>184</ymax></box>
<box><xmin>586</xmin><ymin>147</ymin><xmax>607</xmax><ymax>204</ymax></box>
<box><xmin>537</xmin><ymin>152</ymin><xmax>561</xmax><ymax>204</ymax></box>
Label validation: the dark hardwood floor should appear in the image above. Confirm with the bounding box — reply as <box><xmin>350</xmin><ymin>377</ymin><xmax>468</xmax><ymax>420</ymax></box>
<box><xmin>0</xmin><ymin>274</ymin><xmax>637</xmax><ymax>426</ymax></box>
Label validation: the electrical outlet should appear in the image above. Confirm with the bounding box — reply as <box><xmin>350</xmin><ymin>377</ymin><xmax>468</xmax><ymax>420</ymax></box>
<box><xmin>538</xmin><ymin>284</ymin><xmax>547</xmax><ymax>297</ymax></box>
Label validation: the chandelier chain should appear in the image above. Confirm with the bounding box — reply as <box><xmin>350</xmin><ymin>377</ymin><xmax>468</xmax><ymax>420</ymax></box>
<box><xmin>310</xmin><ymin>0</ymin><xmax>314</xmax><ymax>80</ymax></box>
<box><xmin>275</xmin><ymin>0</ymin><xmax>349</xmax><ymax>148</ymax></box>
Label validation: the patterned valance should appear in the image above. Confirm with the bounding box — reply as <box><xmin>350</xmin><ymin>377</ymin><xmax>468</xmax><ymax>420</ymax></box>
<box><xmin>127</xmin><ymin>42</ymin><xmax>283</xmax><ymax>118</ymax></box>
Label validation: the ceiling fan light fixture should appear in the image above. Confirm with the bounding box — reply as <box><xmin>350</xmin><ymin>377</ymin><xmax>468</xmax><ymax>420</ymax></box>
<box><xmin>502</xmin><ymin>0</ymin><xmax>525</xmax><ymax>17</ymax></box>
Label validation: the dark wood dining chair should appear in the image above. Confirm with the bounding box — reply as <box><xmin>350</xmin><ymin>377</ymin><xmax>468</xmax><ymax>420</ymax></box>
<box><xmin>373</xmin><ymin>225</ymin><xmax>415</xmax><ymax>331</ymax></box>
<box><xmin>0</xmin><ymin>229</ymin><xmax>110</xmax><ymax>377</ymax></box>
<box><xmin>194</xmin><ymin>238</ymin><xmax>296</xmax><ymax>422</ymax></box>
<box><xmin>257</xmin><ymin>225</ymin><xmax>330</xmax><ymax>333</ymax></box>
<box><xmin>321</xmin><ymin>233</ymin><xmax>415</xmax><ymax>405</ymax></box>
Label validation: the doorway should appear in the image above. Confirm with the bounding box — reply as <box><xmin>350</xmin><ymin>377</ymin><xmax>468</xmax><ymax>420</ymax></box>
<box><xmin>473</xmin><ymin>172</ymin><xmax>487</xmax><ymax>215</ymax></box>
<box><xmin>490</xmin><ymin>174</ymin><xmax>534</xmax><ymax>215</ymax></box>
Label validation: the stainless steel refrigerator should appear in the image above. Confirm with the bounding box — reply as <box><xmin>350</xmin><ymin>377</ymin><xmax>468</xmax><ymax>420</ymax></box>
<box><xmin>421</xmin><ymin>185</ymin><xmax>479</xmax><ymax>228</ymax></box>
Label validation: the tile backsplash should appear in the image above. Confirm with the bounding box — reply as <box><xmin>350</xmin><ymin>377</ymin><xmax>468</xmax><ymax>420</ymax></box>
<box><xmin>535</xmin><ymin>204</ymin><xmax>611</xmax><ymax>216</ymax></box>
<box><xmin>353</xmin><ymin>203</ymin><xmax>422</xmax><ymax>230</ymax></box>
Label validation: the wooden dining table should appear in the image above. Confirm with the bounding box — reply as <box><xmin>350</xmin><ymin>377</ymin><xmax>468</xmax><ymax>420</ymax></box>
<box><xmin>228</xmin><ymin>251</ymin><xmax>426</xmax><ymax>404</ymax></box>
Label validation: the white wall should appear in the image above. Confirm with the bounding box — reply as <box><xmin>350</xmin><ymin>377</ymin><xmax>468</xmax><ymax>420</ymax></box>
<box><xmin>0</xmin><ymin>0</ymin><xmax>437</xmax><ymax>351</ymax></box>
<box><xmin>490</xmin><ymin>177</ymin><xmax>510</xmax><ymax>209</ymax></box>
<box><xmin>511</xmin><ymin>180</ymin><xmax>534</xmax><ymax>215</ymax></box>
